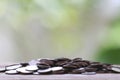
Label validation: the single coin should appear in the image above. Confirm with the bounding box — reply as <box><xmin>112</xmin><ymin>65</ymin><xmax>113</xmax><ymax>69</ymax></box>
<box><xmin>111</xmin><ymin>67</ymin><xmax>120</xmax><ymax>73</ymax></box>
<box><xmin>6</xmin><ymin>64</ymin><xmax>22</xmax><ymax>70</ymax></box>
<box><xmin>52</xmin><ymin>70</ymin><xmax>65</xmax><ymax>74</ymax></box>
<box><xmin>73</xmin><ymin>58</ymin><xmax>82</xmax><ymax>62</ymax></box>
<box><xmin>55</xmin><ymin>61</ymin><xmax>69</xmax><ymax>66</ymax></box>
<box><xmin>37</xmin><ymin>64</ymin><xmax>50</xmax><ymax>69</ymax></box>
<box><xmin>38</xmin><ymin>68</ymin><xmax>52</xmax><ymax>74</ymax></box>
<box><xmin>20</xmin><ymin>63</ymin><xmax>29</xmax><ymax>67</ymax></box>
<box><xmin>112</xmin><ymin>65</ymin><xmax>120</xmax><ymax>68</ymax></box>
<box><xmin>63</xmin><ymin>63</ymin><xmax>78</xmax><ymax>69</ymax></box>
<box><xmin>51</xmin><ymin>67</ymin><xmax>63</xmax><ymax>71</ymax></box>
<box><xmin>5</xmin><ymin>70</ymin><xmax>18</xmax><ymax>74</ymax></box>
<box><xmin>0</xmin><ymin>67</ymin><xmax>6</xmax><ymax>72</ymax></box>
<box><xmin>26</xmin><ymin>65</ymin><xmax>38</xmax><ymax>71</ymax></box>
<box><xmin>37</xmin><ymin>58</ymin><xmax>51</xmax><ymax>61</ymax></box>
<box><xmin>71</xmin><ymin>68</ymin><xmax>85</xmax><ymax>74</ymax></box>
<box><xmin>54</xmin><ymin>58</ymin><xmax>71</xmax><ymax>62</ymax></box>
<box><xmin>39</xmin><ymin>59</ymin><xmax>54</xmax><ymax>66</ymax></box>
<box><xmin>16</xmin><ymin>67</ymin><xmax>33</xmax><ymax>74</ymax></box>
<box><xmin>51</xmin><ymin>67</ymin><xmax>65</xmax><ymax>74</ymax></box>
<box><xmin>85</xmin><ymin>68</ymin><xmax>97</xmax><ymax>72</ymax></box>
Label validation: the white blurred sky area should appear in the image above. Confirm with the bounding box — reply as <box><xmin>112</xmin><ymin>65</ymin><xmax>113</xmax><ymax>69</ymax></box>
<box><xmin>0</xmin><ymin>0</ymin><xmax>120</xmax><ymax>63</ymax></box>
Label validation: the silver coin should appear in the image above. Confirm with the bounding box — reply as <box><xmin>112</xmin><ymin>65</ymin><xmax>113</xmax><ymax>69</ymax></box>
<box><xmin>78</xmin><ymin>68</ymin><xmax>85</xmax><ymax>70</ymax></box>
<box><xmin>38</xmin><ymin>68</ymin><xmax>52</xmax><ymax>73</ymax></box>
<box><xmin>81</xmin><ymin>72</ymin><xmax>96</xmax><ymax>75</ymax></box>
<box><xmin>37</xmin><ymin>58</ymin><xmax>51</xmax><ymax>61</ymax></box>
<box><xmin>26</xmin><ymin>65</ymin><xmax>38</xmax><ymax>71</ymax></box>
<box><xmin>5</xmin><ymin>70</ymin><xmax>18</xmax><ymax>74</ymax></box>
<box><xmin>0</xmin><ymin>67</ymin><xmax>6</xmax><ymax>72</ymax></box>
<box><xmin>111</xmin><ymin>67</ymin><xmax>120</xmax><ymax>72</ymax></box>
<box><xmin>20</xmin><ymin>63</ymin><xmax>29</xmax><ymax>67</ymax></box>
<box><xmin>16</xmin><ymin>67</ymin><xmax>33</xmax><ymax>74</ymax></box>
<box><xmin>6</xmin><ymin>64</ymin><xmax>22</xmax><ymax>70</ymax></box>
<box><xmin>112</xmin><ymin>65</ymin><xmax>120</xmax><ymax>68</ymax></box>
<box><xmin>50</xmin><ymin>67</ymin><xmax>63</xmax><ymax>71</ymax></box>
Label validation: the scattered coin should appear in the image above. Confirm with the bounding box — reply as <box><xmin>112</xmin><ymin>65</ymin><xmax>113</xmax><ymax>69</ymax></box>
<box><xmin>54</xmin><ymin>58</ymin><xmax>71</xmax><ymax>66</ymax></box>
<box><xmin>0</xmin><ymin>67</ymin><xmax>6</xmax><ymax>72</ymax></box>
<box><xmin>54</xmin><ymin>58</ymin><xmax>71</xmax><ymax>62</ymax></box>
<box><xmin>16</xmin><ymin>67</ymin><xmax>33</xmax><ymax>74</ymax></box>
<box><xmin>5</xmin><ymin>70</ymin><xmax>18</xmax><ymax>74</ymax></box>
<box><xmin>112</xmin><ymin>65</ymin><xmax>120</xmax><ymax>68</ymax></box>
<box><xmin>73</xmin><ymin>58</ymin><xmax>82</xmax><ymax>62</ymax></box>
<box><xmin>6</xmin><ymin>64</ymin><xmax>22</xmax><ymax>70</ymax></box>
<box><xmin>63</xmin><ymin>63</ymin><xmax>78</xmax><ymax>69</ymax></box>
<box><xmin>111</xmin><ymin>67</ymin><xmax>120</xmax><ymax>73</ymax></box>
<box><xmin>51</xmin><ymin>67</ymin><xmax>63</xmax><ymax>71</ymax></box>
<box><xmin>26</xmin><ymin>65</ymin><xmax>38</xmax><ymax>71</ymax></box>
<box><xmin>71</xmin><ymin>68</ymin><xmax>85</xmax><ymax>74</ymax></box>
<box><xmin>37</xmin><ymin>64</ymin><xmax>50</xmax><ymax>69</ymax></box>
<box><xmin>0</xmin><ymin>57</ymin><xmax>119</xmax><ymax>75</ymax></box>
<box><xmin>52</xmin><ymin>69</ymin><xmax>65</xmax><ymax>74</ymax></box>
<box><xmin>39</xmin><ymin>59</ymin><xmax>54</xmax><ymax>66</ymax></box>
<box><xmin>20</xmin><ymin>63</ymin><xmax>29</xmax><ymax>67</ymax></box>
<box><xmin>85</xmin><ymin>68</ymin><xmax>97</xmax><ymax>72</ymax></box>
<box><xmin>38</xmin><ymin>68</ymin><xmax>52</xmax><ymax>74</ymax></box>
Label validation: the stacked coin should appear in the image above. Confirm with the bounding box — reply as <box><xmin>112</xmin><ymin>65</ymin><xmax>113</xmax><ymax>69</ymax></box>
<box><xmin>0</xmin><ymin>58</ymin><xmax>120</xmax><ymax>75</ymax></box>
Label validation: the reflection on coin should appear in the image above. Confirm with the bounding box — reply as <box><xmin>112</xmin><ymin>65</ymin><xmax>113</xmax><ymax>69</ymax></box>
<box><xmin>111</xmin><ymin>67</ymin><xmax>120</xmax><ymax>72</ymax></box>
<box><xmin>26</xmin><ymin>65</ymin><xmax>38</xmax><ymax>71</ymax></box>
<box><xmin>51</xmin><ymin>67</ymin><xmax>63</xmax><ymax>71</ymax></box>
<box><xmin>0</xmin><ymin>67</ymin><xmax>6</xmax><ymax>72</ymax></box>
<box><xmin>38</xmin><ymin>68</ymin><xmax>52</xmax><ymax>74</ymax></box>
<box><xmin>6</xmin><ymin>64</ymin><xmax>22</xmax><ymax>70</ymax></box>
<box><xmin>112</xmin><ymin>65</ymin><xmax>120</xmax><ymax>68</ymax></box>
<box><xmin>5</xmin><ymin>70</ymin><xmax>18</xmax><ymax>74</ymax></box>
<box><xmin>16</xmin><ymin>67</ymin><xmax>33</xmax><ymax>74</ymax></box>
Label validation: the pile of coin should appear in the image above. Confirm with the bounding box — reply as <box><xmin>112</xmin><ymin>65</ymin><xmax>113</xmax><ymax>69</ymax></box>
<box><xmin>0</xmin><ymin>58</ymin><xmax>120</xmax><ymax>75</ymax></box>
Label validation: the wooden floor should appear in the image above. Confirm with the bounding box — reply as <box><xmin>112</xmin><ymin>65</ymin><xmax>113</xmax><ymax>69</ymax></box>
<box><xmin>0</xmin><ymin>73</ymin><xmax>120</xmax><ymax>80</ymax></box>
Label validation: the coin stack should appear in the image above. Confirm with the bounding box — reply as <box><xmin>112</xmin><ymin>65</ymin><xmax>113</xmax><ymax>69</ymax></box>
<box><xmin>0</xmin><ymin>58</ymin><xmax>120</xmax><ymax>75</ymax></box>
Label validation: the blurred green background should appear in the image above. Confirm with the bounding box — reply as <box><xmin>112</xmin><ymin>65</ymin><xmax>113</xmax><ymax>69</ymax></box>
<box><xmin>0</xmin><ymin>0</ymin><xmax>120</xmax><ymax>64</ymax></box>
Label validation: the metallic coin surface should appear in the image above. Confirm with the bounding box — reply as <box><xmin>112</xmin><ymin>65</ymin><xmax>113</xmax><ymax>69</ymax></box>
<box><xmin>51</xmin><ymin>67</ymin><xmax>63</xmax><ymax>71</ymax></box>
<box><xmin>112</xmin><ymin>65</ymin><xmax>120</xmax><ymax>68</ymax></box>
<box><xmin>16</xmin><ymin>67</ymin><xmax>33</xmax><ymax>74</ymax></box>
<box><xmin>38</xmin><ymin>68</ymin><xmax>52</xmax><ymax>73</ymax></box>
<box><xmin>111</xmin><ymin>67</ymin><xmax>120</xmax><ymax>72</ymax></box>
<box><xmin>26</xmin><ymin>65</ymin><xmax>38</xmax><ymax>71</ymax></box>
<box><xmin>0</xmin><ymin>67</ymin><xmax>6</xmax><ymax>72</ymax></box>
<box><xmin>6</xmin><ymin>64</ymin><xmax>22</xmax><ymax>70</ymax></box>
<box><xmin>5</xmin><ymin>70</ymin><xmax>18</xmax><ymax>74</ymax></box>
